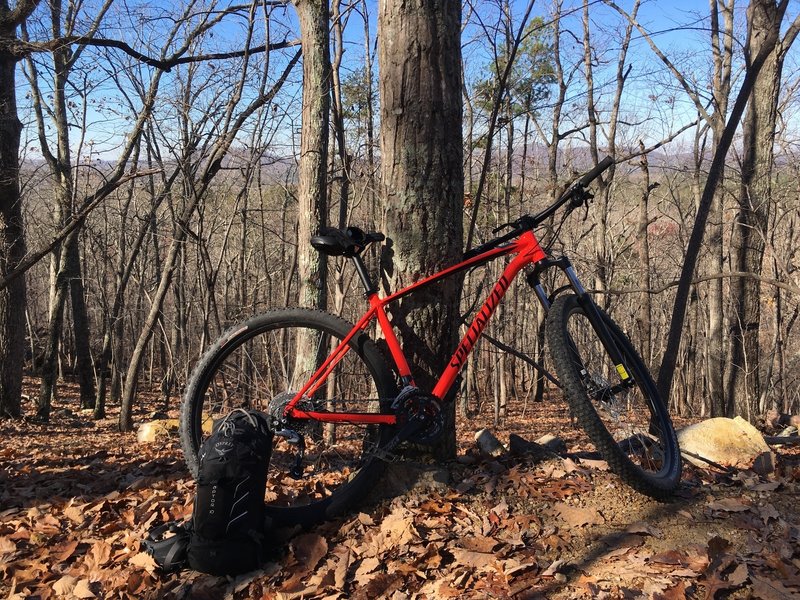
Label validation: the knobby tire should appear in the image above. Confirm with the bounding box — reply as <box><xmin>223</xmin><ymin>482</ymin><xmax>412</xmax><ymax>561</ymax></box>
<box><xmin>546</xmin><ymin>294</ymin><xmax>681</xmax><ymax>498</ymax></box>
<box><xmin>179</xmin><ymin>308</ymin><xmax>398</xmax><ymax>526</ymax></box>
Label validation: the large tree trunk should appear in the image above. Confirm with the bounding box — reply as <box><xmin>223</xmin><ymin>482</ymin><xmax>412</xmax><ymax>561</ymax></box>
<box><xmin>0</xmin><ymin>11</ymin><xmax>31</xmax><ymax>417</ymax></box>
<box><xmin>726</xmin><ymin>2</ymin><xmax>800</xmax><ymax>420</ymax></box>
<box><xmin>378</xmin><ymin>0</ymin><xmax>464</xmax><ymax>459</ymax></box>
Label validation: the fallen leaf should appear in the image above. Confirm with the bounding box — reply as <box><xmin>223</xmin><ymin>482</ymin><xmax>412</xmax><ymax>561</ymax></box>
<box><xmin>707</xmin><ymin>497</ymin><xmax>750</xmax><ymax>512</ymax></box>
<box><xmin>53</xmin><ymin>540</ymin><xmax>80</xmax><ymax>563</ymax></box>
<box><xmin>349</xmin><ymin>573</ymin><xmax>403</xmax><ymax>600</ymax></box>
<box><xmin>748</xmin><ymin>481</ymin><xmax>780</xmax><ymax>492</ymax></box>
<box><xmin>542</xmin><ymin>559</ymin><xmax>566</xmax><ymax>577</ymax></box>
<box><xmin>654</xmin><ymin>580</ymin><xmax>687</xmax><ymax>599</ymax></box>
<box><xmin>291</xmin><ymin>533</ymin><xmax>328</xmax><ymax>573</ymax></box>
<box><xmin>355</xmin><ymin>556</ymin><xmax>381</xmax><ymax>579</ymax></box>
<box><xmin>419</xmin><ymin>500</ymin><xmax>453</xmax><ymax>515</ymax></box>
<box><xmin>450</xmin><ymin>548</ymin><xmax>497</xmax><ymax>572</ymax></box>
<box><xmin>727</xmin><ymin>563</ymin><xmax>749</xmax><ymax>587</ymax></box>
<box><xmin>370</xmin><ymin>506</ymin><xmax>419</xmax><ymax>551</ymax></box>
<box><xmin>458</xmin><ymin>535</ymin><xmax>498</xmax><ymax>553</ymax></box>
<box><xmin>625</xmin><ymin>521</ymin><xmax>662</xmax><ymax>537</ymax></box>
<box><xmin>704</xmin><ymin>559</ymin><xmax>747</xmax><ymax>599</ymax></box>
<box><xmin>750</xmin><ymin>575</ymin><xmax>797</xmax><ymax>600</ymax></box>
<box><xmin>85</xmin><ymin>540</ymin><xmax>112</xmax><ymax>571</ymax></box>
<box><xmin>0</xmin><ymin>536</ymin><xmax>16</xmax><ymax>554</ymax></box>
<box><xmin>72</xmin><ymin>579</ymin><xmax>96</xmax><ymax>599</ymax></box>
<box><xmin>758</xmin><ymin>503</ymin><xmax>780</xmax><ymax>522</ymax></box>
<box><xmin>650</xmin><ymin>550</ymin><xmax>685</xmax><ymax>565</ymax></box>
<box><xmin>580</xmin><ymin>458</ymin><xmax>610</xmax><ymax>471</ymax></box>
<box><xmin>8</xmin><ymin>528</ymin><xmax>30</xmax><ymax>541</ymax></box>
<box><xmin>52</xmin><ymin>575</ymin><xmax>77</xmax><ymax>596</ymax></box>
<box><xmin>128</xmin><ymin>551</ymin><xmax>157</xmax><ymax>572</ymax></box>
<box><xmin>561</xmin><ymin>458</ymin><xmax>579</xmax><ymax>473</ymax></box>
<box><xmin>554</xmin><ymin>502</ymin><xmax>604</xmax><ymax>527</ymax></box>
<box><xmin>491</xmin><ymin>499</ymin><xmax>509</xmax><ymax>518</ymax></box>
<box><xmin>333</xmin><ymin>548</ymin><xmax>351</xmax><ymax>589</ymax></box>
<box><xmin>63</xmin><ymin>503</ymin><xmax>86</xmax><ymax>525</ymax></box>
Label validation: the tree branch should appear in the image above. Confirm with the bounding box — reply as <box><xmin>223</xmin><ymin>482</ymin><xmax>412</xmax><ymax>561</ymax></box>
<box><xmin>16</xmin><ymin>36</ymin><xmax>300</xmax><ymax>69</ymax></box>
<box><xmin>4</xmin><ymin>0</ymin><xmax>40</xmax><ymax>27</ymax></box>
<box><xmin>591</xmin><ymin>271</ymin><xmax>800</xmax><ymax>298</ymax></box>
<box><xmin>0</xmin><ymin>169</ymin><xmax>161</xmax><ymax>291</ymax></box>
<box><xmin>604</xmin><ymin>0</ymin><xmax>713</xmax><ymax>125</ymax></box>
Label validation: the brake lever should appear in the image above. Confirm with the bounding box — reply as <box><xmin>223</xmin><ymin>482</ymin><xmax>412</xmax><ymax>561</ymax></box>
<box><xmin>582</xmin><ymin>191</ymin><xmax>594</xmax><ymax>221</ymax></box>
<box><xmin>564</xmin><ymin>188</ymin><xmax>593</xmax><ymax>219</ymax></box>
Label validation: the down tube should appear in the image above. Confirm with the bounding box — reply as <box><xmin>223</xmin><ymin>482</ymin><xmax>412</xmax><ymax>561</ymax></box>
<box><xmin>432</xmin><ymin>252</ymin><xmax>532</xmax><ymax>399</ymax></box>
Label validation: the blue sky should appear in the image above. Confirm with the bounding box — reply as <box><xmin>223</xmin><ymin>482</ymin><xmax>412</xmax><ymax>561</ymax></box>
<box><xmin>17</xmin><ymin>0</ymin><xmax>800</xmax><ymax>162</ymax></box>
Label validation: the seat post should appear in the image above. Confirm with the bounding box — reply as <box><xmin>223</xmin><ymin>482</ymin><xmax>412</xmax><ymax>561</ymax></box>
<box><xmin>351</xmin><ymin>254</ymin><xmax>378</xmax><ymax>296</ymax></box>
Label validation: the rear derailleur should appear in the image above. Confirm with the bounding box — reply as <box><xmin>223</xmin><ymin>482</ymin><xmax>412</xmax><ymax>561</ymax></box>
<box><xmin>267</xmin><ymin>391</ymin><xmax>317</xmax><ymax>480</ymax></box>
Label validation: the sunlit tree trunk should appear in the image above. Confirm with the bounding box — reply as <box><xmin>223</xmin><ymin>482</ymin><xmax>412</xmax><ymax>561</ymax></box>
<box><xmin>379</xmin><ymin>0</ymin><xmax>463</xmax><ymax>459</ymax></box>
<box><xmin>293</xmin><ymin>0</ymin><xmax>329</xmax><ymax>311</ymax></box>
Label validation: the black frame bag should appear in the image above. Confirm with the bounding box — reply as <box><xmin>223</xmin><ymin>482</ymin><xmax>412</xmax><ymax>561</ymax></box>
<box><xmin>187</xmin><ymin>408</ymin><xmax>273</xmax><ymax>575</ymax></box>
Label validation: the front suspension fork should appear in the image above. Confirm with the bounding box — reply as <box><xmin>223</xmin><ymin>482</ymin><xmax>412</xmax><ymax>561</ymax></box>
<box><xmin>528</xmin><ymin>257</ymin><xmax>632</xmax><ymax>383</ymax></box>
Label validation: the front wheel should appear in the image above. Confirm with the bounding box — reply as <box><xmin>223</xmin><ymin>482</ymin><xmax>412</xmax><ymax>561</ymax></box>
<box><xmin>179</xmin><ymin>308</ymin><xmax>398</xmax><ymax>526</ymax></box>
<box><xmin>546</xmin><ymin>294</ymin><xmax>681</xmax><ymax>498</ymax></box>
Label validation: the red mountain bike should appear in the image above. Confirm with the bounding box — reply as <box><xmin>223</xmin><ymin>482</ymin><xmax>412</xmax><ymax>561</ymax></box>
<box><xmin>180</xmin><ymin>157</ymin><xmax>681</xmax><ymax>526</ymax></box>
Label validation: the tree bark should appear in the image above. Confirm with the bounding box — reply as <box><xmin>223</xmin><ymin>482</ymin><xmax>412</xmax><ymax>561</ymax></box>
<box><xmin>0</xmin><ymin>1</ymin><xmax>39</xmax><ymax>418</ymax></box>
<box><xmin>0</xmin><ymin>30</ymin><xmax>27</xmax><ymax>418</ymax></box>
<box><xmin>293</xmin><ymin>0</ymin><xmax>329</xmax><ymax>311</ymax></box>
<box><xmin>379</xmin><ymin>0</ymin><xmax>464</xmax><ymax>459</ymax></box>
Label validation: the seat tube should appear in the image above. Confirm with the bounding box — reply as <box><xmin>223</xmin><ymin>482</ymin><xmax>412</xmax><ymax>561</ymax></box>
<box><xmin>351</xmin><ymin>254</ymin><xmax>378</xmax><ymax>296</ymax></box>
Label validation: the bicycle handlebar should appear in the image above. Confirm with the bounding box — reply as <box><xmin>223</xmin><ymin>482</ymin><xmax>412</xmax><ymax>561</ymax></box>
<box><xmin>463</xmin><ymin>156</ymin><xmax>614</xmax><ymax>260</ymax></box>
<box><xmin>578</xmin><ymin>155</ymin><xmax>614</xmax><ymax>188</ymax></box>
<box><xmin>529</xmin><ymin>155</ymin><xmax>614</xmax><ymax>227</ymax></box>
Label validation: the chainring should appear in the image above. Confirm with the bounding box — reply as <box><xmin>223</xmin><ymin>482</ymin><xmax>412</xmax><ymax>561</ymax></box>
<box><xmin>393</xmin><ymin>387</ymin><xmax>445</xmax><ymax>445</ymax></box>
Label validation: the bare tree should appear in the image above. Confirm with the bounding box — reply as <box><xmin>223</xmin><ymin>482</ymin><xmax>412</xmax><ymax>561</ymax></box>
<box><xmin>293</xmin><ymin>0</ymin><xmax>329</xmax><ymax>311</ymax></box>
<box><xmin>23</xmin><ymin>0</ymin><xmax>115</xmax><ymax>417</ymax></box>
<box><xmin>726</xmin><ymin>1</ymin><xmax>800</xmax><ymax>418</ymax></box>
<box><xmin>118</xmin><ymin>7</ymin><xmax>301</xmax><ymax>430</ymax></box>
<box><xmin>656</xmin><ymin>0</ymin><xmax>791</xmax><ymax>404</ymax></box>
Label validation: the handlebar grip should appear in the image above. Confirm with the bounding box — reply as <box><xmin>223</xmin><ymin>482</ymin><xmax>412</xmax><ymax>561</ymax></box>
<box><xmin>578</xmin><ymin>155</ymin><xmax>614</xmax><ymax>187</ymax></box>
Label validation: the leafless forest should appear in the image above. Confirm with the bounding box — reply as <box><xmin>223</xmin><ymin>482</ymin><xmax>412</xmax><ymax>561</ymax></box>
<box><xmin>2</xmin><ymin>0</ymin><xmax>800</xmax><ymax>432</ymax></box>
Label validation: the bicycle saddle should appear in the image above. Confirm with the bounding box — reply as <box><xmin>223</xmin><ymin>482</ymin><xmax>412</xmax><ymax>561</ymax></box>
<box><xmin>311</xmin><ymin>226</ymin><xmax>384</xmax><ymax>257</ymax></box>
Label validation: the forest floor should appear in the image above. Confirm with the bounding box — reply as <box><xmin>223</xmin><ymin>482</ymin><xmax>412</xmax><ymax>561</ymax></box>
<box><xmin>1</xmin><ymin>377</ymin><xmax>800</xmax><ymax>600</ymax></box>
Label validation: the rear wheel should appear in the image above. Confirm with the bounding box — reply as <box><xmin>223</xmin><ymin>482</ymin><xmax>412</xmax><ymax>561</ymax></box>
<box><xmin>546</xmin><ymin>294</ymin><xmax>681</xmax><ymax>498</ymax></box>
<box><xmin>180</xmin><ymin>308</ymin><xmax>398</xmax><ymax>526</ymax></box>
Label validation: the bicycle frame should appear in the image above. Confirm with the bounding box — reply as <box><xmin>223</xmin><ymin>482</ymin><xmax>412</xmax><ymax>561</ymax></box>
<box><xmin>283</xmin><ymin>229</ymin><xmax>549</xmax><ymax>426</ymax></box>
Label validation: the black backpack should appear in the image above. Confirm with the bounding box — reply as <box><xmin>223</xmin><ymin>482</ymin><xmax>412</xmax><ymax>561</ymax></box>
<box><xmin>145</xmin><ymin>409</ymin><xmax>273</xmax><ymax>575</ymax></box>
<box><xmin>187</xmin><ymin>408</ymin><xmax>273</xmax><ymax>575</ymax></box>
